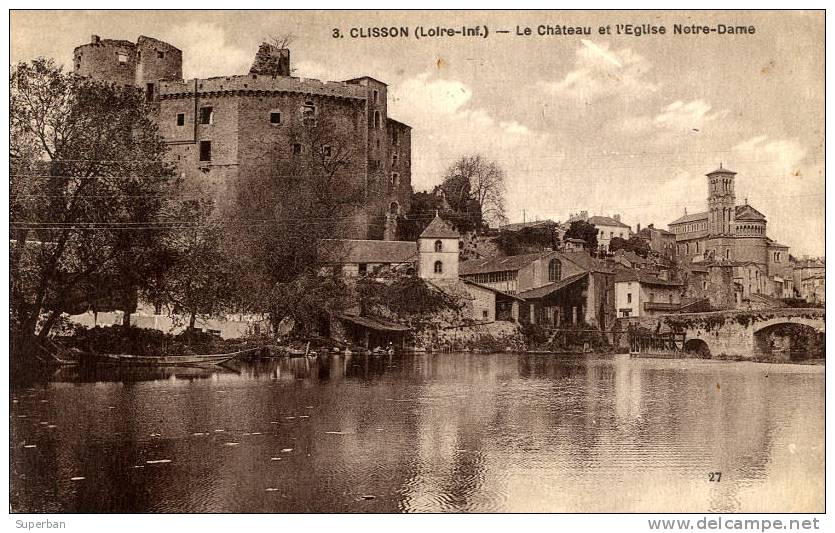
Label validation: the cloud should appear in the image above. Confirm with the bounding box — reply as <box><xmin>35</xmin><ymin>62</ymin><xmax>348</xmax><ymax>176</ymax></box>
<box><xmin>536</xmin><ymin>40</ymin><xmax>658</xmax><ymax>101</ymax></box>
<box><xmin>654</xmin><ymin>100</ymin><xmax>727</xmax><ymax>132</ymax></box>
<box><xmin>388</xmin><ymin>73</ymin><xmax>562</xmax><ymax>221</ymax></box>
<box><xmin>730</xmin><ymin>135</ymin><xmax>822</xmax><ymax>256</ymax></box>
<box><xmin>162</xmin><ymin>22</ymin><xmax>250</xmax><ymax>79</ymax></box>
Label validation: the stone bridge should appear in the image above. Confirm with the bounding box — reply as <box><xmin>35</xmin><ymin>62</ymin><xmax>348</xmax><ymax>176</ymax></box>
<box><xmin>661</xmin><ymin>308</ymin><xmax>825</xmax><ymax>360</ymax></box>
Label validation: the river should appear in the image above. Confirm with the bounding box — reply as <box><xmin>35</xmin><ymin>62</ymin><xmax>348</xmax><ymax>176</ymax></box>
<box><xmin>10</xmin><ymin>353</ymin><xmax>824</xmax><ymax>513</ymax></box>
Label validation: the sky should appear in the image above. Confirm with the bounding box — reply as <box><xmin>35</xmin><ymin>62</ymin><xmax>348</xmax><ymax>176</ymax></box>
<box><xmin>10</xmin><ymin>10</ymin><xmax>825</xmax><ymax>256</ymax></box>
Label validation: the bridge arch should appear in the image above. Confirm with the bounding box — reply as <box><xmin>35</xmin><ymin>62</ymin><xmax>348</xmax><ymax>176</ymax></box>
<box><xmin>683</xmin><ymin>338</ymin><xmax>711</xmax><ymax>358</ymax></box>
<box><xmin>753</xmin><ymin>321</ymin><xmax>825</xmax><ymax>361</ymax></box>
<box><xmin>752</xmin><ymin>316</ymin><xmax>824</xmax><ymax>335</ymax></box>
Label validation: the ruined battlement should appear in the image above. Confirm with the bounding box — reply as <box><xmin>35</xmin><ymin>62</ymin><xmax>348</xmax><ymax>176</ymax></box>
<box><xmin>157</xmin><ymin>74</ymin><xmax>368</xmax><ymax>100</ymax></box>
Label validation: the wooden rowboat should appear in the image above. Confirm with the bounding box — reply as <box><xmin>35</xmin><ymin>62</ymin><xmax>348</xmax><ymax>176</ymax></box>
<box><xmin>82</xmin><ymin>348</ymin><xmax>255</xmax><ymax>367</ymax></box>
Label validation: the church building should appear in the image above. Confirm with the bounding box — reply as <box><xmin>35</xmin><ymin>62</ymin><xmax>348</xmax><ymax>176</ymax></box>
<box><xmin>668</xmin><ymin>165</ymin><xmax>792</xmax><ymax>298</ymax></box>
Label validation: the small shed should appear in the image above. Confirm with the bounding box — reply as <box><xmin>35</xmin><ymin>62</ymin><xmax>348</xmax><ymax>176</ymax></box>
<box><xmin>335</xmin><ymin>314</ymin><xmax>411</xmax><ymax>351</ymax></box>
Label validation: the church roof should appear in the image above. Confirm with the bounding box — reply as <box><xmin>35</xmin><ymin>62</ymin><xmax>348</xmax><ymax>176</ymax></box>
<box><xmin>734</xmin><ymin>204</ymin><xmax>766</xmax><ymax>221</ymax></box>
<box><xmin>706</xmin><ymin>165</ymin><xmax>737</xmax><ymax>175</ymax></box>
<box><xmin>669</xmin><ymin>211</ymin><xmax>708</xmax><ymax>225</ymax></box>
<box><xmin>419</xmin><ymin>215</ymin><xmax>459</xmax><ymax>239</ymax></box>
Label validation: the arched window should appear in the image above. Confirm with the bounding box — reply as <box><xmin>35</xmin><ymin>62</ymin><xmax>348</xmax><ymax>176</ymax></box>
<box><xmin>434</xmin><ymin>240</ymin><xmax>443</xmax><ymax>252</ymax></box>
<box><xmin>434</xmin><ymin>260</ymin><xmax>443</xmax><ymax>274</ymax></box>
<box><xmin>548</xmin><ymin>258</ymin><xmax>561</xmax><ymax>282</ymax></box>
<box><xmin>374</xmin><ymin>110</ymin><xmax>381</xmax><ymax>129</ymax></box>
<box><xmin>389</xmin><ymin>201</ymin><xmax>399</xmax><ymax>215</ymax></box>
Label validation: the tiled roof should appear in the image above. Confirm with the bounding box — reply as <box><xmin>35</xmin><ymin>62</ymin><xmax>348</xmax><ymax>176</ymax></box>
<box><xmin>318</xmin><ymin>239</ymin><xmax>417</xmax><ymax>264</ymax></box>
<box><xmin>459</xmin><ymin>252</ymin><xmax>545</xmax><ymax>276</ymax></box>
<box><xmin>499</xmin><ymin>219</ymin><xmax>557</xmax><ymax>232</ymax></box>
<box><xmin>587</xmin><ymin>215</ymin><xmax>631</xmax><ymax>229</ymax></box>
<box><xmin>561</xmin><ymin>251</ymin><xmax>615</xmax><ymax>273</ymax></box>
<box><xmin>337</xmin><ymin>314</ymin><xmax>411</xmax><ymax>332</ymax></box>
<box><xmin>615</xmin><ymin>269</ymin><xmax>682</xmax><ymax>287</ymax></box>
<box><xmin>517</xmin><ymin>272</ymin><xmax>588</xmax><ymax>300</ymax></box>
<box><xmin>419</xmin><ymin>215</ymin><xmax>459</xmax><ymax>239</ymax></box>
<box><xmin>669</xmin><ymin>211</ymin><xmax>708</xmax><ymax>225</ymax></box>
<box><xmin>459</xmin><ymin>278</ymin><xmax>526</xmax><ymax>301</ymax></box>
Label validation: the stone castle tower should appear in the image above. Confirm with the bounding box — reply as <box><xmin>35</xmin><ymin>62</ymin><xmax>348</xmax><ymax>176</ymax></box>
<box><xmin>73</xmin><ymin>35</ymin><xmax>183</xmax><ymax>100</ymax></box>
<box><xmin>707</xmin><ymin>164</ymin><xmax>736</xmax><ymax>237</ymax></box>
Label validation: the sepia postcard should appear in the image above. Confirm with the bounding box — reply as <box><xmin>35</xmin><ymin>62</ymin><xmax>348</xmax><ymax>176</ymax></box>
<box><xmin>7</xmin><ymin>7</ymin><xmax>826</xmax><ymax>526</ymax></box>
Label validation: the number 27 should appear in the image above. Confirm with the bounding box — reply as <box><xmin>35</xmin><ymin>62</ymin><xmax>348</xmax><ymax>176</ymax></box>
<box><xmin>709</xmin><ymin>472</ymin><xmax>722</xmax><ymax>482</ymax></box>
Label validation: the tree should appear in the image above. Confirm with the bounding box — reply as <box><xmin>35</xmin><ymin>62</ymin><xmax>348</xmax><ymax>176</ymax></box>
<box><xmin>441</xmin><ymin>154</ymin><xmax>507</xmax><ymax>230</ymax></box>
<box><xmin>563</xmin><ymin>220</ymin><xmax>598</xmax><ymax>250</ymax></box>
<box><xmin>396</xmin><ymin>191</ymin><xmax>445</xmax><ymax>241</ymax></box>
<box><xmin>494</xmin><ymin>222</ymin><xmax>559</xmax><ymax>256</ymax></box>
<box><xmin>610</xmin><ymin>235</ymin><xmax>651</xmax><ymax>257</ymax></box>
<box><xmin>148</xmin><ymin>188</ymin><xmax>237</xmax><ymax>330</ymax></box>
<box><xmin>224</xmin><ymin>113</ymin><xmax>364</xmax><ymax>318</ymax></box>
<box><xmin>10</xmin><ymin>58</ymin><xmax>176</xmax><ymax>356</ymax></box>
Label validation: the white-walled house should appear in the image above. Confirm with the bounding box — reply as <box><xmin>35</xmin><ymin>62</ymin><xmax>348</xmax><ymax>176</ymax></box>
<box><xmin>614</xmin><ymin>270</ymin><xmax>683</xmax><ymax>317</ymax></box>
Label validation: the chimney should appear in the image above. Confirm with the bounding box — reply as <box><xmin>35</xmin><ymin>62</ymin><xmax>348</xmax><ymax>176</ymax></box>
<box><xmin>637</xmin><ymin>223</ymin><xmax>641</xmax><ymax>233</ymax></box>
<box><xmin>613</xmin><ymin>214</ymin><xmax>621</xmax><ymax>222</ymax></box>
<box><xmin>91</xmin><ymin>35</ymin><xmax>101</xmax><ymax>45</ymax></box>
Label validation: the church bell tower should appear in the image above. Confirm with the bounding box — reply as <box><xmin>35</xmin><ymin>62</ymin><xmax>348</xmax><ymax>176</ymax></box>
<box><xmin>707</xmin><ymin>164</ymin><xmax>737</xmax><ymax>237</ymax></box>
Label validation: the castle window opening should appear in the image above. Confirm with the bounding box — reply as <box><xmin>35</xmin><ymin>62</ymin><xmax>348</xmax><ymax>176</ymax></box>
<box><xmin>434</xmin><ymin>260</ymin><xmax>443</xmax><ymax>274</ymax></box>
<box><xmin>389</xmin><ymin>202</ymin><xmax>399</xmax><ymax>215</ymax></box>
<box><xmin>323</xmin><ymin>145</ymin><xmax>332</xmax><ymax>157</ymax></box>
<box><xmin>390</xmin><ymin>172</ymin><xmax>399</xmax><ymax>188</ymax></box>
<box><xmin>301</xmin><ymin>101</ymin><xmax>316</xmax><ymax>124</ymax></box>
<box><xmin>117</xmin><ymin>52</ymin><xmax>128</xmax><ymax>63</ymax></box>
<box><xmin>358</xmin><ymin>263</ymin><xmax>368</xmax><ymax>276</ymax></box>
<box><xmin>372</xmin><ymin>89</ymin><xmax>378</xmax><ymax>103</ymax></box>
<box><xmin>269</xmin><ymin>111</ymin><xmax>281</xmax><ymax>124</ymax></box>
<box><xmin>374</xmin><ymin>110</ymin><xmax>381</xmax><ymax>130</ymax></box>
<box><xmin>292</xmin><ymin>143</ymin><xmax>302</xmax><ymax>155</ymax></box>
<box><xmin>199</xmin><ymin>106</ymin><xmax>214</xmax><ymax>125</ymax></box>
<box><xmin>434</xmin><ymin>240</ymin><xmax>443</xmax><ymax>252</ymax></box>
<box><xmin>146</xmin><ymin>83</ymin><xmax>155</xmax><ymax>102</ymax></box>
<box><xmin>392</xmin><ymin>154</ymin><xmax>398</xmax><ymax>166</ymax></box>
<box><xmin>199</xmin><ymin>140</ymin><xmax>212</xmax><ymax>162</ymax></box>
<box><xmin>157</xmin><ymin>50</ymin><xmax>165</xmax><ymax>59</ymax></box>
<box><xmin>176</xmin><ymin>113</ymin><xmax>185</xmax><ymax>127</ymax></box>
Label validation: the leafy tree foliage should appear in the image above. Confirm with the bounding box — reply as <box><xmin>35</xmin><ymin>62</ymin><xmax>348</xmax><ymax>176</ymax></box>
<box><xmin>225</xmin><ymin>114</ymin><xmax>364</xmax><ymax>312</ymax></box>
<box><xmin>563</xmin><ymin>220</ymin><xmax>598</xmax><ymax>250</ymax></box>
<box><xmin>440</xmin><ymin>154</ymin><xmax>507</xmax><ymax>231</ymax></box>
<box><xmin>609</xmin><ymin>235</ymin><xmax>651</xmax><ymax>257</ymax></box>
<box><xmin>10</xmin><ymin>58</ymin><xmax>176</xmax><ymax>354</ymax></box>
<box><xmin>494</xmin><ymin>223</ymin><xmax>560</xmax><ymax>256</ymax></box>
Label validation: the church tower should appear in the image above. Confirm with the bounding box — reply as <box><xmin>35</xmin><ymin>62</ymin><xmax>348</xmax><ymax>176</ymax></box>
<box><xmin>417</xmin><ymin>213</ymin><xmax>459</xmax><ymax>280</ymax></box>
<box><xmin>707</xmin><ymin>164</ymin><xmax>737</xmax><ymax>237</ymax></box>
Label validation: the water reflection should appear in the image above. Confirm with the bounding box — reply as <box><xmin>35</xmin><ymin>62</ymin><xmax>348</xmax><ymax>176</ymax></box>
<box><xmin>10</xmin><ymin>353</ymin><xmax>823</xmax><ymax>513</ymax></box>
